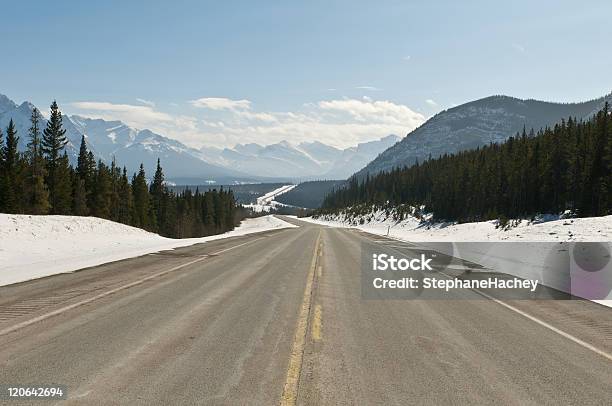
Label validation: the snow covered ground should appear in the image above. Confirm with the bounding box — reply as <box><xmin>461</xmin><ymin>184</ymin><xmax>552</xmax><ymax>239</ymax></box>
<box><xmin>300</xmin><ymin>210</ymin><xmax>612</xmax><ymax>242</ymax></box>
<box><xmin>244</xmin><ymin>184</ymin><xmax>297</xmax><ymax>212</ymax></box>
<box><xmin>0</xmin><ymin>214</ymin><xmax>297</xmax><ymax>287</ymax></box>
<box><xmin>299</xmin><ymin>211</ymin><xmax>612</xmax><ymax>306</ymax></box>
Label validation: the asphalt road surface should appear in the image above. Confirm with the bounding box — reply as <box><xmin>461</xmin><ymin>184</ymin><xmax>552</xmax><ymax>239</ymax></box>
<box><xmin>0</xmin><ymin>216</ymin><xmax>610</xmax><ymax>405</ymax></box>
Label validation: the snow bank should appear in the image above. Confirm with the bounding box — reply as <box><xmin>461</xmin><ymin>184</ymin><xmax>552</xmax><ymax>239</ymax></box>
<box><xmin>302</xmin><ymin>210</ymin><xmax>612</xmax><ymax>242</ymax></box>
<box><xmin>0</xmin><ymin>214</ymin><xmax>297</xmax><ymax>287</ymax></box>
<box><xmin>300</xmin><ymin>211</ymin><xmax>612</xmax><ymax>306</ymax></box>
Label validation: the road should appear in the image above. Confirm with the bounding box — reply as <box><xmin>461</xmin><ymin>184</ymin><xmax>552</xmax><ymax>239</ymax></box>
<box><xmin>0</xmin><ymin>217</ymin><xmax>610</xmax><ymax>405</ymax></box>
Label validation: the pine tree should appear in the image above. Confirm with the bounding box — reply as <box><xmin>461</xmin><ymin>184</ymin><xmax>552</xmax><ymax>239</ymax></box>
<box><xmin>203</xmin><ymin>191</ymin><xmax>215</xmax><ymax>230</ymax></box>
<box><xmin>92</xmin><ymin>160</ymin><xmax>111</xmax><ymax>218</ymax></box>
<box><xmin>43</xmin><ymin>101</ymin><xmax>69</xmax><ymax>213</ymax></box>
<box><xmin>26</xmin><ymin>109</ymin><xmax>50</xmax><ymax>214</ymax></box>
<box><xmin>160</xmin><ymin>191</ymin><xmax>176</xmax><ymax>236</ymax></box>
<box><xmin>131</xmin><ymin>164</ymin><xmax>150</xmax><ymax>228</ymax></box>
<box><xmin>76</xmin><ymin>136</ymin><xmax>91</xmax><ymax>182</ymax></box>
<box><xmin>109</xmin><ymin>158</ymin><xmax>121</xmax><ymax>221</ymax></box>
<box><xmin>52</xmin><ymin>152</ymin><xmax>73</xmax><ymax>214</ymax></box>
<box><xmin>150</xmin><ymin>158</ymin><xmax>165</xmax><ymax>227</ymax></box>
<box><xmin>2</xmin><ymin>119</ymin><xmax>21</xmax><ymax>212</ymax></box>
<box><xmin>85</xmin><ymin>150</ymin><xmax>96</xmax><ymax>209</ymax></box>
<box><xmin>72</xmin><ymin>176</ymin><xmax>88</xmax><ymax>215</ymax></box>
<box><xmin>117</xmin><ymin>167</ymin><xmax>132</xmax><ymax>224</ymax></box>
<box><xmin>76</xmin><ymin>136</ymin><xmax>87</xmax><ymax>176</ymax></box>
<box><xmin>75</xmin><ymin>135</ymin><xmax>92</xmax><ymax>215</ymax></box>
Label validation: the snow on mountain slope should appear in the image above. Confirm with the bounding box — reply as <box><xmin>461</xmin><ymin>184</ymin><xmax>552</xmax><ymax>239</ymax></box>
<box><xmin>200</xmin><ymin>135</ymin><xmax>401</xmax><ymax>179</ymax></box>
<box><xmin>70</xmin><ymin>115</ymin><xmax>138</xmax><ymax>157</ymax></box>
<box><xmin>0</xmin><ymin>99</ymin><xmax>85</xmax><ymax>165</ymax></box>
<box><xmin>298</xmin><ymin>141</ymin><xmax>343</xmax><ymax>165</ymax></box>
<box><xmin>0</xmin><ymin>94</ymin><xmax>17</xmax><ymax>114</ymax></box>
<box><xmin>357</xmin><ymin>93</ymin><xmax>612</xmax><ymax>178</ymax></box>
<box><xmin>0</xmin><ymin>214</ymin><xmax>297</xmax><ymax>286</ymax></box>
<box><xmin>323</xmin><ymin>135</ymin><xmax>401</xmax><ymax>178</ymax></box>
<box><xmin>69</xmin><ymin>116</ymin><xmax>249</xmax><ymax>179</ymax></box>
<box><xmin>0</xmin><ymin>94</ymin><xmax>251</xmax><ymax>180</ymax></box>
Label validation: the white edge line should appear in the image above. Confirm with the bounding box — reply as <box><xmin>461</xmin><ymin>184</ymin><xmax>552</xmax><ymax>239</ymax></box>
<box><xmin>367</xmin><ymin>233</ymin><xmax>612</xmax><ymax>363</ymax></box>
<box><xmin>469</xmin><ymin>286</ymin><xmax>612</xmax><ymax>362</ymax></box>
<box><xmin>0</xmin><ymin>237</ymin><xmax>265</xmax><ymax>337</ymax></box>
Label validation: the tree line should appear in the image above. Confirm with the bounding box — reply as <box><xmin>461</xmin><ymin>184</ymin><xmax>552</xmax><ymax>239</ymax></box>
<box><xmin>321</xmin><ymin>103</ymin><xmax>612</xmax><ymax>223</ymax></box>
<box><xmin>0</xmin><ymin>101</ymin><xmax>244</xmax><ymax>238</ymax></box>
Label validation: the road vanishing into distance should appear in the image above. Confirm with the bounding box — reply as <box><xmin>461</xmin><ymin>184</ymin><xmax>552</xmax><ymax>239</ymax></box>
<box><xmin>0</xmin><ymin>217</ymin><xmax>610</xmax><ymax>405</ymax></box>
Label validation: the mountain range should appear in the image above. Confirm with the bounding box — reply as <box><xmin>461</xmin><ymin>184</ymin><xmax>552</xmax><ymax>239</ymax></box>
<box><xmin>356</xmin><ymin>93</ymin><xmax>612</xmax><ymax>178</ymax></box>
<box><xmin>0</xmin><ymin>93</ymin><xmax>398</xmax><ymax>182</ymax></box>
<box><xmin>198</xmin><ymin>135</ymin><xmax>401</xmax><ymax>179</ymax></box>
<box><xmin>0</xmin><ymin>94</ymin><xmax>84</xmax><ymax>164</ymax></box>
<box><xmin>4</xmin><ymin>91</ymin><xmax>611</xmax><ymax>185</ymax></box>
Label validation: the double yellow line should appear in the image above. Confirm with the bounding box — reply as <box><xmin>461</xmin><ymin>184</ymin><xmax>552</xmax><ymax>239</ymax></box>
<box><xmin>280</xmin><ymin>230</ymin><xmax>323</xmax><ymax>406</ymax></box>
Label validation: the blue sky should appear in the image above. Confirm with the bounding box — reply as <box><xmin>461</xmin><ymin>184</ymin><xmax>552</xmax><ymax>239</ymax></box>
<box><xmin>1</xmin><ymin>0</ymin><xmax>611</xmax><ymax>148</ymax></box>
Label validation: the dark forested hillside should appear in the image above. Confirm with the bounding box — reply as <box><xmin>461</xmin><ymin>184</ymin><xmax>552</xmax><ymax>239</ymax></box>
<box><xmin>275</xmin><ymin>180</ymin><xmax>345</xmax><ymax>208</ymax></box>
<box><xmin>321</xmin><ymin>104</ymin><xmax>612</xmax><ymax>222</ymax></box>
<box><xmin>356</xmin><ymin>93</ymin><xmax>612</xmax><ymax>179</ymax></box>
<box><xmin>0</xmin><ymin>101</ymin><xmax>245</xmax><ymax>238</ymax></box>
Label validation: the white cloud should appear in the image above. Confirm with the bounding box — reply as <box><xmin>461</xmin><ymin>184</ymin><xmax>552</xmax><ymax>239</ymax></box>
<box><xmin>136</xmin><ymin>98</ymin><xmax>155</xmax><ymax>107</ymax></box>
<box><xmin>70</xmin><ymin>101</ymin><xmax>199</xmax><ymax>143</ymax></box>
<box><xmin>70</xmin><ymin>97</ymin><xmax>426</xmax><ymax>150</ymax></box>
<box><xmin>402</xmin><ymin>55</ymin><xmax>411</xmax><ymax>61</ymax></box>
<box><xmin>318</xmin><ymin>98</ymin><xmax>424</xmax><ymax>125</ymax></box>
<box><xmin>71</xmin><ymin>101</ymin><xmax>173</xmax><ymax>123</ymax></box>
<box><xmin>236</xmin><ymin>110</ymin><xmax>278</xmax><ymax>123</ymax></box>
<box><xmin>199</xmin><ymin>98</ymin><xmax>425</xmax><ymax>149</ymax></box>
<box><xmin>189</xmin><ymin>97</ymin><xmax>251</xmax><ymax>111</ymax></box>
<box><xmin>425</xmin><ymin>99</ymin><xmax>438</xmax><ymax>107</ymax></box>
<box><xmin>355</xmin><ymin>86</ymin><xmax>382</xmax><ymax>91</ymax></box>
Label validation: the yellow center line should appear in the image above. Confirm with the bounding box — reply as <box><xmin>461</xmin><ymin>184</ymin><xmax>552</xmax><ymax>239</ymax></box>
<box><xmin>312</xmin><ymin>304</ymin><xmax>322</xmax><ymax>341</ymax></box>
<box><xmin>280</xmin><ymin>230</ymin><xmax>322</xmax><ymax>406</ymax></box>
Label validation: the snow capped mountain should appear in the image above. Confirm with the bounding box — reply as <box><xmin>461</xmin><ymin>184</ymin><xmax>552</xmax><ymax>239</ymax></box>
<box><xmin>356</xmin><ymin>93</ymin><xmax>612</xmax><ymax>178</ymax></box>
<box><xmin>69</xmin><ymin>116</ymin><xmax>247</xmax><ymax>180</ymax></box>
<box><xmin>199</xmin><ymin>135</ymin><xmax>401</xmax><ymax>179</ymax></box>
<box><xmin>324</xmin><ymin>135</ymin><xmax>401</xmax><ymax>178</ymax></box>
<box><xmin>0</xmin><ymin>98</ymin><xmax>84</xmax><ymax>164</ymax></box>
<box><xmin>0</xmin><ymin>94</ymin><xmax>249</xmax><ymax>181</ymax></box>
<box><xmin>234</xmin><ymin>143</ymin><xmax>265</xmax><ymax>156</ymax></box>
<box><xmin>298</xmin><ymin>141</ymin><xmax>343</xmax><ymax>165</ymax></box>
<box><xmin>70</xmin><ymin>116</ymin><xmax>137</xmax><ymax>159</ymax></box>
<box><xmin>0</xmin><ymin>94</ymin><xmax>17</xmax><ymax>114</ymax></box>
